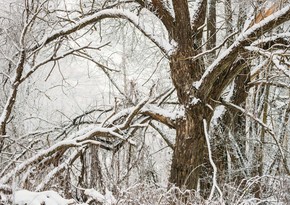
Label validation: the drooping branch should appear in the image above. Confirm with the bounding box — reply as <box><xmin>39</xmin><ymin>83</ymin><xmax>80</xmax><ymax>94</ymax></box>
<box><xmin>141</xmin><ymin>104</ymin><xmax>178</xmax><ymax>129</ymax></box>
<box><xmin>0</xmin><ymin>98</ymin><xmax>149</xmax><ymax>184</ymax></box>
<box><xmin>0</xmin><ymin>139</ymin><xmax>80</xmax><ymax>184</ymax></box>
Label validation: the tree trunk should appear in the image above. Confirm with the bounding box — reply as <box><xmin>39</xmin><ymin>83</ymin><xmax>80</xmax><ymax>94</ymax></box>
<box><xmin>168</xmin><ymin>51</ymin><xmax>213</xmax><ymax>191</ymax></box>
<box><xmin>169</xmin><ymin>107</ymin><xmax>212</xmax><ymax>190</ymax></box>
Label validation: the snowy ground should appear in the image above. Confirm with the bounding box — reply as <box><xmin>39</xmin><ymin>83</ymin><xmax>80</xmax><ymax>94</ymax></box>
<box><xmin>3</xmin><ymin>189</ymin><xmax>116</xmax><ymax>205</ymax></box>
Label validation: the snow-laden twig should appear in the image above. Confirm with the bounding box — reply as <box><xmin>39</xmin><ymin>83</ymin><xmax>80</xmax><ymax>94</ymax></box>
<box><xmin>203</xmin><ymin>119</ymin><xmax>223</xmax><ymax>201</ymax></box>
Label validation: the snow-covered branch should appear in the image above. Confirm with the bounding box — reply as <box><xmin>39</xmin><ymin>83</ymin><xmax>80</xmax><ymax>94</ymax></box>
<box><xmin>106</xmin><ymin>103</ymin><xmax>183</xmax><ymax>129</ymax></box>
<box><xmin>194</xmin><ymin>5</ymin><xmax>290</xmax><ymax>98</ymax></box>
<box><xmin>251</xmin><ymin>32</ymin><xmax>290</xmax><ymax>47</ymax></box>
<box><xmin>32</xmin><ymin>9</ymin><xmax>173</xmax><ymax>55</ymax></box>
<box><xmin>203</xmin><ymin>119</ymin><xmax>223</xmax><ymax>200</ymax></box>
<box><xmin>35</xmin><ymin>149</ymin><xmax>80</xmax><ymax>191</ymax></box>
<box><xmin>0</xmin><ymin>97</ymin><xmax>179</xmax><ymax>184</ymax></box>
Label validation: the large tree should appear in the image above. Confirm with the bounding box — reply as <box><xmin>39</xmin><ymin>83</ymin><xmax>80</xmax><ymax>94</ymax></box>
<box><xmin>1</xmin><ymin>0</ymin><xmax>290</xmax><ymax>201</ymax></box>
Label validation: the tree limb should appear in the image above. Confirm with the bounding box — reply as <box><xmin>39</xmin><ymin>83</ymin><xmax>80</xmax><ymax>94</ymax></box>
<box><xmin>195</xmin><ymin>5</ymin><xmax>290</xmax><ymax>99</ymax></box>
<box><xmin>31</xmin><ymin>9</ymin><xmax>173</xmax><ymax>54</ymax></box>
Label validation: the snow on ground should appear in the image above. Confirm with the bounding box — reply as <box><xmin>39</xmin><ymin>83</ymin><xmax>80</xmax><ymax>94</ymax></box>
<box><xmin>14</xmin><ymin>190</ymin><xmax>75</xmax><ymax>205</ymax></box>
<box><xmin>10</xmin><ymin>189</ymin><xmax>116</xmax><ymax>205</ymax></box>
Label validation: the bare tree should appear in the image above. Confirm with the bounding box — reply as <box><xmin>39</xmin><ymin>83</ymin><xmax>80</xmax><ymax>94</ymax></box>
<box><xmin>0</xmin><ymin>0</ymin><xmax>290</xmax><ymax>203</ymax></box>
